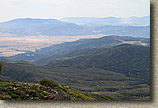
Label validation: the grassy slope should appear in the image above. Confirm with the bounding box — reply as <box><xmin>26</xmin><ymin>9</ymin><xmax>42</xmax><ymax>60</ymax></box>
<box><xmin>0</xmin><ymin>79</ymin><xmax>116</xmax><ymax>100</ymax></box>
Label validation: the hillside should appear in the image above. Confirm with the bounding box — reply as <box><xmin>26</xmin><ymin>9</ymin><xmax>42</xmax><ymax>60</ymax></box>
<box><xmin>0</xmin><ymin>79</ymin><xmax>115</xmax><ymax>100</ymax></box>
<box><xmin>0</xmin><ymin>37</ymin><xmax>150</xmax><ymax>100</ymax></box>
<box><xmin>8</xmin><ymin>36</ymin><xmax>150</xmax><ymax>61</ymax></box>
<box><xmin>0</xmin><ymin>56</ymin><xmax>150</xmax><ymax>100</ymax></box>
<box><xmin>42</xmin><ymin>44</ymin><xmax>150</xmax><ymax>82</ymax></box>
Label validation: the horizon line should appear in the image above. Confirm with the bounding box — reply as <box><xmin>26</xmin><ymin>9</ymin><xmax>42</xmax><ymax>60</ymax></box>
<box><xmin>0</xmin><ymin>15</ymin><xmax>150</xmax><ymax>23</ymax></box>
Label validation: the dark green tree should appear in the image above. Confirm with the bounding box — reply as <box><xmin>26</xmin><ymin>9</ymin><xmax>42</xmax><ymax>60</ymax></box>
<box><xmin>0</xmin><ymin>63</ymin><xmax>3</xmax><ymax>73</ymax></box>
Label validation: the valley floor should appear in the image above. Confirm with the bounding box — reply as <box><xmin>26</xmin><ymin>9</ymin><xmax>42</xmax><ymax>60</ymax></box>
<box><xmin>0</xmin><ymin>34</ymin><xmax>104</xmax><ymax>57</ymax></box>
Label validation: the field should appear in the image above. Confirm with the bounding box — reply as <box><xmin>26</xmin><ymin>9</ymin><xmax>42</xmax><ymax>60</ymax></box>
<box><xmin>0</xmin><ymin>34</ymin><xmax>104</xmax><ymax>56</ymax></box>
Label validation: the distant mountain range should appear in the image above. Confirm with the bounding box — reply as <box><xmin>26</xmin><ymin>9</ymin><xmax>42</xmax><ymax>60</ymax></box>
<box><xmin>90</xmin><ymin>25</ymin><xmax>150</xmax><ymax>37</ymax></box>
<box><xmin>0</xmin><ymin>17</ymin><xmax>150</xmax><ymax>37</ymax></box>
<box><xmin>61</xmin><ymin>15</ymin><xmax>150</xmax><ymax>26</ymax></box>
<box><xmin>0</xmin><ymin>18</ymin><xmax>90</xmax><ymax>36</ymax></box>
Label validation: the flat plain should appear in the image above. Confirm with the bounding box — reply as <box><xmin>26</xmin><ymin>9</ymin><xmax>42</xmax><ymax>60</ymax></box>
<box><xmin>0</xmin><ymin>34</ymin><xmax>104</xmax><ymax>57</ymax></box>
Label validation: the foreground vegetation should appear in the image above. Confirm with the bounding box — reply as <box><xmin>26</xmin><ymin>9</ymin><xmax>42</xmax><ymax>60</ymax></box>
<box><xmin>0</xmin><ymin>79</ymin><xmax>116</xmax><ymax>100</ymax></box>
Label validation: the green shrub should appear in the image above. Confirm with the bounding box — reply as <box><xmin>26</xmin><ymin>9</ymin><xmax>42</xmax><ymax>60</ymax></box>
<box><xmin>0</xmin><ymin>96</ymin><xmax>11</xmax><ymax>100</ymax></box>
<box><xmin>17</xmin><ymin>87</ymin><xmax>24</xmax><ymax>91</ymax></box>
<box><xmin>19</xmin><ymin>93</ymin><xmax>26</xmax><ymax>99</ymax></box>
<box><xmin>10</xmin><ymin>93</ymin><xmax>19</xmax><ymax>99</ymax></box>
<box><xmin>39</xmin><ymin>79</ymin><xmax>59</xmax><ymax>88</ymax></box>
<box><xmin>35</xmin><ymin>91</ymin><xmax>44</xmax><ymax>100</ymax></box>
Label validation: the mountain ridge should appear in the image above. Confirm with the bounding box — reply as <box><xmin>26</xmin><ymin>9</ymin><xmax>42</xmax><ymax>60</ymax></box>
<box><xmin>46</xmin><ymin>44</ymin><xmax>150</xmax><ymax>82</ymax></box>
<box><xmin>61</xmin><ymin>15</ymin><xmax>150</xmax><ymax>26</ymax></box>
<box><xmin>0</xmin><ymin>18</ymin><xmax>89</xmax><ymax>36</ymax></box>
<box><xmin>8</xmin><ymin>36</ymin><xmax>150</xmax><ymax>61</ymax></box>
<box><xmin>0</xmin><ymin>18</ymin><xmax>150</xmax><ymax>37</ymax></box>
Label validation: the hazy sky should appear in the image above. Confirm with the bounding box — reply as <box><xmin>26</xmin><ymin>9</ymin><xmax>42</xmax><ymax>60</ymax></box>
<box><xmin>0</xmin><ymin>0</ymin><xmax>150</xmax><ymax>22</ymax></box>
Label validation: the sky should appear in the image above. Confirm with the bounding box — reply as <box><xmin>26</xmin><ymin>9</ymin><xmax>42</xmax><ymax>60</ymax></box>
<box><xmin>0</xmin><ymin>0</ymin><xmax>150</xmax><ymax>22</ymax></box>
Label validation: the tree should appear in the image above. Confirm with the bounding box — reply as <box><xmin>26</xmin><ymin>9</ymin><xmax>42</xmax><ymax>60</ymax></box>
<box><xmin>0</xmin><ymin>63</ymin><xmax>3</xmax><ymax>73</ymax></box>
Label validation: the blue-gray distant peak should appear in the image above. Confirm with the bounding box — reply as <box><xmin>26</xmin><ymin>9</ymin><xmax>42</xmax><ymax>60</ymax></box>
<box><xmin>0</xmin><ymin>18</ymin><xmax>85</xmax><ymax>36</ymax></box>
<box><xmin>61</xmin><ymin>16</ymin><xmax>150</xmax><ymax>26</ymax></box>
<box><xmin>2</xmin><ymin>18</ymin><xmax>63</xmax><ymax>24</ymax></box>
<box><xmin>0</xmin><ymin>17</ymin><xmax>150</xmax><ymax>37</ymax></box>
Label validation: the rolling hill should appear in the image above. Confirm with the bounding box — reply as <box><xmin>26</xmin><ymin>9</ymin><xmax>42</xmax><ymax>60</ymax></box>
<box><xmin>46</xmin><ymin>44</ymin><xmax>150</xmax><ymax>82</ymax></box>
<box><xmin>8</xmin><ymin>36</ymin><xmax>150</xmax><ymax>61</ymax></box>
<box><xmin>0</xmin><ymin>58</ymin><xmax>150</xmax><ymax>100</ymax></box>
<box><xmin>0</xmin><ymin>43</ymin><xmax>150</xmax><ymax>100</ymax></box>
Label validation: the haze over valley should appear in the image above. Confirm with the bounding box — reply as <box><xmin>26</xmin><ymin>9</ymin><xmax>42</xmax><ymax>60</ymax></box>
<box><xmin>0</xmin><ymin>16</ymin><xmax>150</xmax><ymax>57</ymax></box>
